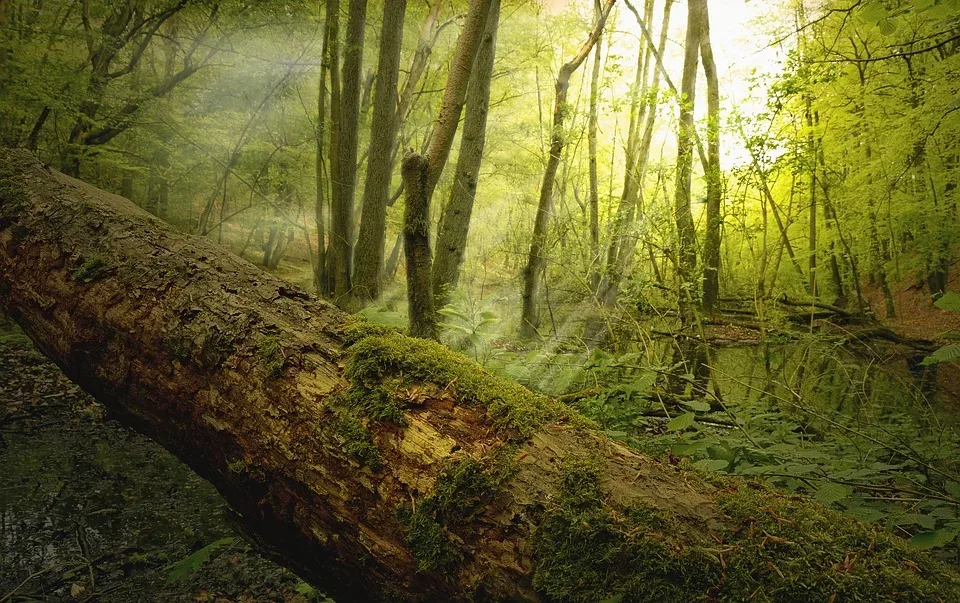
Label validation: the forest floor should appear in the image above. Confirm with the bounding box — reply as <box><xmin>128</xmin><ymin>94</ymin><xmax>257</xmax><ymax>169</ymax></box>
<box><xmin>0</xmin><ymin>333</ymin><xmax>326</xmax><ymax>603</ymax></box>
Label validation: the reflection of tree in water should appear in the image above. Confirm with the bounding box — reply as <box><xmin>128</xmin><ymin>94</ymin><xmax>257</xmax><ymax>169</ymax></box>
<box><xmin>667</xmin><ymin>338</ymin><xmax>710</xmax><ymax>398</ymax></box>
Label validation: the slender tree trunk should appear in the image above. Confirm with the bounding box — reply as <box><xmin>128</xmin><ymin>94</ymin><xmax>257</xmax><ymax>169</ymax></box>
<box><xmin>432</xmin><ymin>0</ymin><xmax>500</xmax><ymax>306</ymax></box>
<box><xmin>674</xmin><ymin>0</ymin><xmax>704</xmax><ymax>321</ymax></box>
<box><xmin>587</xmin><ymin>0</ymin><xmax>604</xmax><ymax>277</ymax></box>
<box><xmin>331</xmin><ymin>0</ymin><xmax>367</xmax><ymax>305</ymax></box>
<box><xmin>805</xmin><ymin>95</ymin><xmax>818</xmax><ymax>298</ymax></box>
<box><xmin>520</xmin><ymin>0</ymin><xmax>616</xmax><ymax>339</ymax></box>
<box><xmin>423</xmin><ymin>0</ymin><xmax>495</xmax><ymax>202</ymax></box>
<box><xmin>700</xmin><ymin>0</ymin><xmax>721</xmax><ymax>312</ymax></box>
<box><xmin>315</xmin><ymin>0</ymin><xmax>338</xmax><ymax>296</ymax></box>
<box><xmin>2</xmin><ymin>149</ymin><xmax>956</xmax><ymax>603</ymax></box>
<box><xmin>353</xmin><ymin>0</ymin><xmax>408</xmax><ymax>304</ymax></box>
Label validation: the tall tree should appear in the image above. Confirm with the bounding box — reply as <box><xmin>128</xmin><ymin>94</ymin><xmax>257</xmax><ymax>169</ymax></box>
<box><xmin>329</xmin><ymin>0</ymin><xmax>368</xmax><ymax>305</ymax></box>
<box><xmin>62</xmin><ymin>0</ymin><xmax>221</xmax><ymax>177</ymax></box>
<box><xmin>353</xmin><ymin>0</ymin><xmax>408</xmax><ymax>304</ymax></box>
<box><xmin>700</xmin><ymin>0</ymin><xmax>722</xmax><ymax>312</ymax></box>
<box><xmin>586</xmin><ymin>0</ymin><xmax>604</xmax><ymax>275</ymax></box>
<box><xmin>519</xmin><ymin>0</ymin><xmax>616</xmax><ymax>339</ymax></box>
<box><xmin>432</xmin><ymin>0</ymin><xmax>501</xmax><ymax>305</ymax></box>
<box><xmin>314</xmin><ymin>0</ymin><xmax>339</xmax><ymax>296</ymax></box>
<box><xmin>403</xmin><ymin>0</ymin><xmax>494</xmax><ymax>337</ymax></box>
<box><xmin>673</xmin><ymin>0</ymin><xmax>704</xmax><ymax>322</ymax></box>
<box><xmin>422</xmin><ymin>0</ymin><xmax>495</xmax><ymax>202</ymax></box>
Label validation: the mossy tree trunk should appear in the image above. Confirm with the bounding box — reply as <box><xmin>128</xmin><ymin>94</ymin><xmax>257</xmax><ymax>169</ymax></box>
<box><xmin>402</xmin><ymin>151</ymin><xmax>438</xmax><ymax>340</ymax></box>
<box><xmin>1</xmin><ymin>149</ymin><xmax>957</xmax><ymax>602</ymax></box>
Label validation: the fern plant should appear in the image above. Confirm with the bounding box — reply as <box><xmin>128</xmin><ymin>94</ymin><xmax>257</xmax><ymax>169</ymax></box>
<box><xmin>437</xmin><ymin>290</ymin><xmax>501</xmax><ymax>363</ymax></box>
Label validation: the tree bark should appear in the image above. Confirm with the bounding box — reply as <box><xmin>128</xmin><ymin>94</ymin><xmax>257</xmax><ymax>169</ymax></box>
<box><xmin>520</xmin><ymin>0</ymin><xmax>616</xmax><ymax>339</ymax></box>
<box><xmin>674</xmin><ymin>0</ymin><xmax>703</xmax><ymax>322</ymax></box>
<box><xmin>353</xmin><ymin>0</ymin><xmax>408</xmax><ymax>304</ymax></box>
<box><xmin>587</xmin><ymin>0</ymin><xmax>604</xmax><ymax>276</ymax></box>
<box><xmin>700</xmin><ymin>0</ymin><xmax>722</xmax><ymax>312</ymax></box>
<box><xmin>432</xmin><ymin>0</ymin><xmax>501</xmax><ymax>306</ymax></box>
<box><xmin>423</xmin><ymin>0</ymin><xmax>495</xmax><ymax>203</ymax></box>
<box><xmin>330</xmin><ymin>0</ymin><xmax>367</xmax><ymax>305</ymax></box>
<box><xmin>402</xmin><ymin>152</ymin><xmax>438</xmax><ymax>340</ymax></box>
<box><xmin>1</xmin><ymin>149</ymin><xmax>958</xmax><ymax>602</ymax></box>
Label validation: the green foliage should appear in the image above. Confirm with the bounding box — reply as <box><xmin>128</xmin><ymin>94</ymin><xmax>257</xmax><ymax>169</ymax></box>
<box><xmin>437</xmin><ymin>290</ymin><xmax>501</xmax><ymax>363</ymax></box>
<box><xmin>924</xmin><ymin>291</ymin><xmax>960</xmax><ymax>366</ymax></box>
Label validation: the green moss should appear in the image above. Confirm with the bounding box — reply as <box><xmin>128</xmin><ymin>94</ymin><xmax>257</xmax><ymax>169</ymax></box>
<box><xmin>0</xmin><ymin>331</ymin><xmax>34</xmax><ymax>349</ymax></box>
<box><xmin>345</xmin><ymin>330</ymin><xmax>586</xmax><ymax>437</ymax></box>
<box><xmin>330</xmin><ymin>411</ymin><xmax>381</xmax><ymax>470</ymax></box>
<box><xmin>399</xmin><ymin>455</ymin><xmax>515</xmax><ymax>572</ymax></box>
<box><xmin>532</xmin><ymin>466</ymin><xmax>960</xmax><ymax>603</ymax></box>
<box><xmin>533</xmin><ymin>458</ymin><xmax>717</xmax><ymax>603</ymax></box>
<box><xmin>257</xmin><ymin>335</ymin><xmax>287</xmax><ymax>377</ymax></box>
<box><xmin>73</xmin><ymin>255</ymin><xmax>112</xmax><ymax>283</ymax></box>
<box><xmin>713</xmin><ymin>481</ymin><xmax>960</xmax><ymax>602</ymax></box>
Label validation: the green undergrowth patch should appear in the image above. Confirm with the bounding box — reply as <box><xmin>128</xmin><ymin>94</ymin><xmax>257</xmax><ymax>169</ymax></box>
<box><xmin>344</xmin><ymin>327</ymin><xmax>588</xmax><ymax>438</ymax></box>
<box><xmin>532</xmin><ymin>461</ymin><xmax>960</xmax><ymax>602</ymax></box>
<box><xmin>398</xmin><ymin>453</ymin><xmax>515</xmax><ymax>572</ymax></box>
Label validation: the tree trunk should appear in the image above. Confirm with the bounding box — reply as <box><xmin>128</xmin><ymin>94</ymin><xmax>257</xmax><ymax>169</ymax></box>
<box><xmin>1</xmin><ymin>149</ymin><xmax>958</xmax><ymax>602</ymax></box>
<box><xmin>330</xmin><ymin>0</ymin><xmax>366</xmax><ymax>305</ymax></box>
<box><xmin>587</xmin><ymin>0</ymin><xmax>604</xmax><ymax>277</ymax></box>
<box><xmin>673</xmin><ymin>0</ymin><xmax>703</xmax><ymax>322</ymax></box>
<box><xmin>402</xmin><ymin>152</ymin><xmax>438</xmax><ymax>340</ymax></box>
<box><xmin>700</xmin><ymin>0</ymin><xmax>721</xmax><ymax>312</ymax></box>
<box><xmin>423</xmin><ymin>0</ymin><xmax>495</xmax><ymax>203</ymax></box>
<box><xmin>314</xmin><ymin>0</ymin><xmax>337</xmax><ymax>297</ymax></box>
<box><xmin>520</xmin><ymin>0</ymin><xmax>616</xmax><ymax>339</ymax></box>
<box><xmin>432</xmin><ymin>0</ymin><xmax>500</xmax><ymax>306</ymax></box>
<box><xmin>353</xmin><ymin>0</ymin><xmax>408</xmax><ymax>304</ymax></box>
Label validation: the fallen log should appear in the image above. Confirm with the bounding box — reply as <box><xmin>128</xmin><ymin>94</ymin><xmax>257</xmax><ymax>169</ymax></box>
<box><xmin>1</xmin><ymin>148</ymin><xmax>958</xmax><ymax>601</ymax></box>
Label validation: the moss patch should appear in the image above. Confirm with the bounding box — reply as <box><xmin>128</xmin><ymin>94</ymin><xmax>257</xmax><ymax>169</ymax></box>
<box><xmin>330</xmin><ymin>411</ymin><xmax>382</xmax><ymax>470</ymax></box>
<box><xmin>532</xmin><ymin>464</ymin><xmax>960</xmax><ymax>602</ymax></box>
<box><xmin>257</xmin><ymin>335</ymin><xmax>287</xmax><ymax>378</ymax></box>
<box><xmin>344</xmin><ymin>329</ymin><xmax>586</xmax><ymax>437</ymax></box>
<box><xmin>398</xmin><ymin>454</ymin><xmax>515</xmax><ymax>572</ymax></box>
<box><xmin>73</xmin><ymin>255</ymin><xmax>112</xmax><ymax>283</ymax></box>
<box><xmin>532</xmin><ymin>458</ymin><xmax>716</xmax><ymax>602</ymax></box>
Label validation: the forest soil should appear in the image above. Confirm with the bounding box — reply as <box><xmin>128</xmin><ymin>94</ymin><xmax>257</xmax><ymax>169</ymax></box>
<box><xmin>0</xmin><ymin>332</ymin><xmax>317</xmax><ymax>603</ymax></box>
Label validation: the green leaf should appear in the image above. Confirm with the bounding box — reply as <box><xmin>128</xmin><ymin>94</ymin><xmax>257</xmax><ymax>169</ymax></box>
<box><xmin>909</xmin><ymin>530</ymin><xmax>957</xmax><ymax>550</ymax></box>
<box><xmin>814</xmin><ymin>483</ymin><xmax>852</xmax><ymax>504</ymax></box>
<box><xmin>893</xmin><ymin>514</ymin><xmax>937</xmax><ymax>530</ymax></box>
<box><xmin>681</xmin><ymin>399</ymin><xmax>712</xmax><ymax>412</ymax></box>
<box><xmin>860</xmin><ymin>1</ymin><xmax>888</xmax><ymax>24</ymax></box>
<box><xmin>845</xmin><ymin>507</ymin><xmax>886</xmax><ymax>523</ymax></box>
<box><xmin>945</xmin><ymin>481</ymin><xmax>960</xmax><ymax>498</ymax></box>
<box><xmin>696</xmin><ymin>459</ymin><xmax>730</xmax><ymax>472</ymax></box>
<box><xmin>164</xmin><ymin>538</ymin><xmax>237</xmax><ymax>585</ymax></box>
<box><xmin>921</xmin><ymin>344</ymin><xmax>960</xmax><ymax>366</ymax></box>
<box><xmin>877</xmin><ymin>18</ymin><xmax>897</xmax><ymax>36</ymax></box>
<box><xmin>934</xmin><ymin>291</ymin><xmax>960</xmax><ymax>312</ymax></box>
<box><xmin>667</xmin><ymin>412</ymin><xmax>697</xmax><ymax>432</ymax></box>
